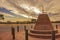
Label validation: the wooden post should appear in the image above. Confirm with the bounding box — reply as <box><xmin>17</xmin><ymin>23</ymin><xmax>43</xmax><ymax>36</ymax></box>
<box><xmin>52</xmin><ymin>31</ymin><xmax>55</xmax><ymax>40</ymax></box>
<box><xmin>25</xmin><ymin>30</ymin><xmax>28</xmax><ymax>40</ymax></box>
<box><xmin>56</xmin><ymin>25</ymin><xmax>58</xmax><ymax>29</ymax></box>
<box><xmin>24</xmin><ymin>26</ymin><xmax>28</xmax><ymax>40</ymax></box>
<box><xmin>11</xmin><ymin>27</ymin><xmax>15</xmax><ymax>40</ymax></box>
<box><xmin>24</xmin><ymin>25</ymin><xmax>26</xmax><ymax>30</ymax></box>
<box><xmin>17</xmin><ymin>26</ymin><xmax>19</xmax><ymax>32</ymax></box>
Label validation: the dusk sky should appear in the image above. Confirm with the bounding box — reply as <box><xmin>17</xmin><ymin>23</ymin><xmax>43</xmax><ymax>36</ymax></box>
<box><xmin>0</xmin><ymin>0</ymin><xmax>60</xmax><ymax>22</ymax></box>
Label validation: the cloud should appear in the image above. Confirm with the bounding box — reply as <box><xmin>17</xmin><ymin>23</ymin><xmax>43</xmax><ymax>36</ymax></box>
<box><xmin>0</xmin><ymin>7</ymin><xmax>27</xmax><ymax>18</ymax></box>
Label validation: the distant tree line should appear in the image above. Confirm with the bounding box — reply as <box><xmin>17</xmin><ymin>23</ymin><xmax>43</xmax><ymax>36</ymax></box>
<box><xmin>0</xmin><ymin>21</ymin><xmax>36</xmax><ymax>24</ymax></box>
<box><xmin>52</xmin><ymin>21</ymin><xmax>60</xmax><ymax>23</ymax></box>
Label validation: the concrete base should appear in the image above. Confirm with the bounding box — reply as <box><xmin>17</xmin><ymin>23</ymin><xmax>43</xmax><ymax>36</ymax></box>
<box><xmin>29</xmin><ymin>30</ymin><xmax>60</xmax><ymax>39</ymax></box>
